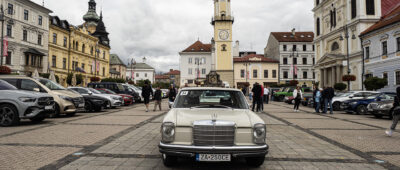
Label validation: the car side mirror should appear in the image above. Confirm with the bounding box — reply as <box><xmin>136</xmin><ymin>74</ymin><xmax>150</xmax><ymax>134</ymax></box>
<box><xmin>349</xmin><ymin>95</ymin><xmax>354</xmax><ymax>98</ymax></box>
<box><xmin>88</xmin><ymin>91</ymin><xmax>93</xmax><ymax>95</ymax></box>
<box><xmin>33</xmin><ymin>88</ymin><xmax>40</xmax><ymax>92</ymax></box>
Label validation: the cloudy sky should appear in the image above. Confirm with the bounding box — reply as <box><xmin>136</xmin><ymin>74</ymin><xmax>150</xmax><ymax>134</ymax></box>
<box><xmin>32</xmin><ymin>0</ymin><xmax>314</xmax><ymax>72</ymax></box>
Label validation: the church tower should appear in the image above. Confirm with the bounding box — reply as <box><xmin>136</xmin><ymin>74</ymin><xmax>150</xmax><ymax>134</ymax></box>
<box><xmin>83</xmin><ymin>0</ymin><xmax>100</xmax><ymax>33</ymax></box>
<box><xmin>212</xmin><ymin>0</ymin><xmax>234</xmax><ymax>86</ymax></box>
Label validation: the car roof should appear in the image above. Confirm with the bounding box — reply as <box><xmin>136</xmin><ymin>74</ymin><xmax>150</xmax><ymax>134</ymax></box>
<box><xmin>181</xmin><ymin>87</ymin><xmax>241</xmax><ymax>92</ymax></box>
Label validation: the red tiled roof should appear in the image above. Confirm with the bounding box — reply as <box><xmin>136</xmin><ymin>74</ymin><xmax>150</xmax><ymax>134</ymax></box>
<box><xmin>165</xmin><ymin>70</ymin><xmax>180</xmax><ymax>75</ymax></box>
<box><xmin>382</xmin><ymin>0</ymin><xmax>400</xmax><ymax>16</ymax></box>
<box><xmin>234</xmin><ymin>54</ymin><xmax>279</xmax><ymax>63</ymax></box>
<box><xmin>155</xmin><ymin>75</ymin><xmax>169</xmax><ymax>79</ymax></box>
<box><xmin>270</xmin><ymin>32</ymin><xmax>314</xmax><ymax>42</ymax></box>
<box><xmin>182</xmin><ymin>41</ymin><xmax>212</xmax><ymax>52</ymax></box>
<box><xmin>361</xmin><ymin>5</ymin><xmax>400</xmax><ymax>36</ymax></box>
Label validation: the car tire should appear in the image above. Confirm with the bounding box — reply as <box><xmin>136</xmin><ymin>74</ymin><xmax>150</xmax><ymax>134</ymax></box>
<box><xmin>279</xmin><ymin>96</ymin><xmax>285</xmax><ymax>102</ymax></box>
<box><xmin>245</xmin><ymin>156</ymin><xmax>265</xmax><ymax>167</ymax></box>
<box><xmin>162</xmin><ymin>154</ymin><xmax>177</xmax><ymax>167</ymax></box>
<box><xmin>66</xmin><ymin>112</ymin><xmax>76</xmax><ymax>117</ymax></box>
<box><xmin>0</xmin><ymin>104</ymin><xmax>20</xmax><ymax>127</ymax></box>
<box><xmin>333</xmin><ymin>102</ymin><xmax>341</xmax><ymax>111</ymax></box>
<box><xmin>94</xmin><ymin>106</ymin><xmax>102</xmax><ymax>112</ymax></box>
<box><xmin>373</xmin><ymin>114</ymin><xmax>383</xmax><ymax>119</ymax></box>
<box><xmin>85</xmin><ymin>101</ymin><xmax>93</xmax><ymax>112</ymax></box>
<box><xmin>30</xmin><ymin>116</ymin><xmax>45</xmax><ymax>123</ymax></box>
<box><xmin>49</xmin><ymin>104</ymin><xmax>60</xmax><ymax>118</ymax></box>
<box><xmin>357</xmin><ymin>105</ymin><xmax>367</xmax><ymax>115</ymax></box>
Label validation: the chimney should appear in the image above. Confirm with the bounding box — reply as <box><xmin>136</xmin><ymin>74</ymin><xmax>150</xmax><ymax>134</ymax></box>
<box><xmin>170</xmin><ymin>69</ymin><xmax>173</xmax><ymax>72</ymax></box>
<box><xmin>292</xmin><ymin>28</ymin><xmax>296</xmax><ymax>36</ymax></box>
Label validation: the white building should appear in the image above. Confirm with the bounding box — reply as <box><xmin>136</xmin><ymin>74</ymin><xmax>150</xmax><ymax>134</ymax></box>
<box><xmin>0</xmin><ymin>0</ymin><xmax>52</xmax><ymax>75</ymax></box>
<box><xmin>265</xmin><ymin>30</ymin><xmax>316</xmax><ymax>87</ymax></box>
<box><xmin>360</xmin><ymin>5</ymin><xmax>400</xmax><ymax>92</ymax></box>
<box><xmin>126</xmin><ymin>57</ymin><xmax>155</xmax><ymax>84</ymax></box>
<box><xmin>179</xmin><ymin>40</ymin><xmax>212</xmax><ymax>86</ymax></box>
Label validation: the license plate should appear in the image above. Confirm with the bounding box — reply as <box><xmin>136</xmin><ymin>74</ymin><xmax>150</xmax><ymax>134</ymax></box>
<box><xmin>45</xmin><ymin>106</ymin><xmax>53</xmax><ymax>110</ymax></box>
<box><xmin>78</xmin><ymin>103</ymin><xmax>84</xmax><ymax>108</ymax></box>
<box><xmin>196</xmin><ymin>154</ymin><xmax>231</xmax><ymax>162</ymax></box>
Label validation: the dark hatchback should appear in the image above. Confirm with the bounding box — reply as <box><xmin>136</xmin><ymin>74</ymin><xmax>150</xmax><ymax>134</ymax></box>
<box><xmin>341</xmin><ymin>92</ymin><xmax>396</xmax><ymax>114</ymax></box>
<box><xmin>68</xmin><ymin>89</ymin><xmax>106</xmax><ymax>112</ymax></box>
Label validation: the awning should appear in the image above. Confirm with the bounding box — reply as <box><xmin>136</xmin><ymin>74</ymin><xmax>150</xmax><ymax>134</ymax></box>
<box><xmin>24</xmin><ymin>48</ymin><xmax>46</xmax><ymax>56</ymax></box>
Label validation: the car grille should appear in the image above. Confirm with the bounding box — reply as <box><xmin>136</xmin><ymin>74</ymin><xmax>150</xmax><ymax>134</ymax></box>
<box><xmin>369</xmin><ymin>103</ymin><xmax>378</xmax><ymax>109</ymax></box>
<box><xmin>193</xmin><ymin>120</ymin><xmax>235</xmax><ymax>146</ymax></box>
<box><xmin>72</xmin><ymin>97</ymin><xmax>84</xmax><ymax>107</ymax></box>
<box><xmin>38</xmin><ymin>97</ymin><xmax>54</xmax><ymax>106</ymax></box>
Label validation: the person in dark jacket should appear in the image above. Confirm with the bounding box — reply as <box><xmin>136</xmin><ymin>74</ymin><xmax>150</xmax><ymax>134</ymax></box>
<box><xmin>386</xmin><ymin>86</ymin><xmax>400</xmax><ymax>137</ymax></box>
<box><xmin>153</xmin><ymin>86</ymin><xmax>162</xmax><ymax>111</ymax></box>
<box><xmin>141</xmin><ymin>81</ymin><xmax>153</xmax><ymax>112</ymax></box>
<box><xmin>323</xmin><ymin>87</ymin><xmax>335</xmax><ymax>114</ymax></box>
<box><xmin>252</xmin><ymin>83</ymin><xmax>262</xmax><ymax>112</ymax></box>
<box><xmin>168</xmin><ymin>84</ymin><xmax>177</xmax><ymax>102</ymax></box>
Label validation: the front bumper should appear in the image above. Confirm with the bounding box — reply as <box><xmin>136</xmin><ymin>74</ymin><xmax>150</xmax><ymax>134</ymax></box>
<box><xmin>22</xmin><ymin>105</ymin><xmax>54</xmax><ymax>119</ymax></box>
<box><xmin>111</xmin><ymin>100</ymin><xmax>122</xmax><ymax>107</ymax></box>
<box><xmin>159</xmin><ymin>142</ymin><xmax>269</xmax><ymax>158</ymax></box>
<box><xmin>369</xmin><ymin>109</ymin><xmax>391</xmax><ymax>116</ymax></box>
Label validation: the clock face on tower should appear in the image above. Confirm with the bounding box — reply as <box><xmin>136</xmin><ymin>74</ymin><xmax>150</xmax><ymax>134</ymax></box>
<box><xmin>219</xmin><ymin>30</ymin><xmax>229</xmax><ymax>40</ymax></box>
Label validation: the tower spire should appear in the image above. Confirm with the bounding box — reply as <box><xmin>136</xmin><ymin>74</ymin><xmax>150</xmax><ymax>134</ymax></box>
<box><xmin>83</xmin><ymin>0</ymin><xmax>100</xmax><ymax>24</ymax></box>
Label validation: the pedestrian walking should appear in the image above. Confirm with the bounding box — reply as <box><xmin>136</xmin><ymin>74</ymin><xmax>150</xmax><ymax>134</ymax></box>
<box><xmin>260</xmin><ymin>85</ymin><xmax>264</xmax><ymax>111</ymax></box>
<box><xmin>293</xmin><ymin>86</ymin><xmax>303</xmax><ymax>112</ymax></box>
<box><xmin>153</xmin><ymin>86</ymin><xmax>162</xmax><ymax>111</ymax></box>
<box><xmin>168</xmin><ymin>84</ymin><xmax>177</xmax><ymax>103</ymax></box>
<box><xmin>271</xmin><ymin>89</ymin><xmax>275</xmax><ymax>101</ymax></box>
<box><xmin>264</xmin><ymin>86</ymin><xmax>270</xmax><ymax>104</ymax></box>
<box><xmin>315</xmin><ymin>88</ymin><xmax>322</xmax><ymax>113</ymax></box>
<box><xmin>249</xmin><ymin>87</ymin><xmax>253</xmax><ymax>101</ymax></box>
<box><xmin>313</xmin><ymin>86</ymin><xmax>318</xmax><ymax>110</ymax></box>
<box><xmin>323</xmin><ymin>86</ymin><xmax>335</xmax><ymax>114</ymax></box>
<box><xmin>386</xmin><ymin>86</ymin><xmax>400</xmax><ymax>137</ymax></box>
<box><xmin>141</xmin><ymin>81</ymin><xmax>153</xmax><ymax>112</ymax></box>
<box><xmin>252</xmin><ymin>83</ymin><xmax>262</xmax><ymax>112</ymax></box>
<box><xmin>241</xmin><ymin>87</ymin><xmax>247</xmax><ymax>96</ymax></box>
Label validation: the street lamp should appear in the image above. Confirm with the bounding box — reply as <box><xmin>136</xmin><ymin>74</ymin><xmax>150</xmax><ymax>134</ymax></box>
<box><xmin>0</xmin><ymin>5</ymin><xmax>5</xmax><ymax>66</ymax></box>
<box><xmin>196</xmin><ymin>58</ymin><xmax>202</xmax><ymax>87</ymax></box>
<box><xmin>94</xmin><ymin>43</ymin><xmax>100</xmax><ymax>77</ymax></box>
<box><xmin>340</xmin><ymin>25</ymin><xmax>356</xmax><ymax>91</ymax></box>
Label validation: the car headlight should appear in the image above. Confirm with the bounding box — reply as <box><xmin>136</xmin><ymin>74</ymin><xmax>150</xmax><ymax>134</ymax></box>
<box><xmin>161</xmin><ymin>122</ymin><xmax>175</xmax><ymax>143</ymax></box>
<box><xmin>379</xmin><ymin>104</ymin><xmax>393</xmax><ymax>109</ymax></box>
<box><xmin>19</xmin><ymin>97</ymin><xmax>36</xmax><ymax>103</ymax></box>
<box><xmin>92</xmin><ymin>99</ymin><xmax>104</xmax><ymax>103</ymax></box>
<box><xmin>350</xmin><ymin>102</ymin><xmax>358</xmax><ymax>105</ymax></box>
<box><xmin>59</xmin><ymin>95</ymin><xmax>72</xmax><ymax>101</ymax></box>
<box><xmin>253</xmin><ymin>123</ymin><xmax>266</xmax><ymax>144</ymax></box>
<box><xmin>111</xmin><ymin>96</ymin><xmax>119</xmax><ymax>100</ymax></box>
<box><xmin>124</xmin><ymin>97</ymin><xmax>129</xmax><ymax>99</ymax></box>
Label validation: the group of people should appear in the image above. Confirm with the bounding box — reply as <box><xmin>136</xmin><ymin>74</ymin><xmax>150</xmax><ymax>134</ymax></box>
<box><xmin>141</xmin><ymin>82</ymin><xmax>177</xmax><ymax>112</ymax></box>
<box><xmin>312</xmin><ymin>86</ymin><xmax>335</xmax><ymax>114</ymax></box>
<box><xmin>250</xmin><ymin>83</ymin><xmax>270</xmax><ymax>112</ymax></box>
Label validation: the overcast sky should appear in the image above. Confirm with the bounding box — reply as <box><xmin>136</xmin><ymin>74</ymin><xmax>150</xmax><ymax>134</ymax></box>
<box><xmin>33</xmin><ymin>0</ymin><xmax>314</xmax><ymax>72</ymax></box>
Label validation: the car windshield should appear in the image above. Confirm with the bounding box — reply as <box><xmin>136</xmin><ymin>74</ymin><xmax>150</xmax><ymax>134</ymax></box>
<box><xmin>38</xmin><ymin>79</ymin><xmax>65</xmax><ymax>90</ymax></box>
<box><xmin>88</xmin><ymin>88</ymin><xmax>102</xmax><ymax>94</ymax></box>
<box><xmin>366</xmin><ymin>94</ymin><xmax>380</xmax><ymax>99</ymax></box>
<box><xmin>98</xmin><ymin>89</ymin><xmax>117</xmax><ymax>94</ymax></box>
<box><xmin>117</xmin><ymin>84</ymin><xmax>125</xmax><ymax>91</ymax></box>
<box><xmin>340</xmin><ymin>93</ymin><xmax>353</xmax><ymax>97</ymax></box>
<box><xmin>0</xmin><ymin>80</ymin><xmax>17</xmax><ymax>90</ymax></box>
<box><xmin>174</xmin><ymin>90</ymin><xmax>248</xmax><ymax>109</ymax></box>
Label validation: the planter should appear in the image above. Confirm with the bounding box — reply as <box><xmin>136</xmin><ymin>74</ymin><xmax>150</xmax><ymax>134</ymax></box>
<box><xmin>289</xmin><ymin>80</ymin><xmax>299</xmax><ymax>86</ymax></box>
<box><xmin>0</xmin><ymin>66</ymin><xmax>11</xmax><ymax>75</ymax></box>
<box><xmin>342</xmin><ymin>75</ymin><xmax>356</xmax><ymax>82</ymax></box>
<box><xmin>90</xmin><ymin>77</ymin><xmax>101</xmax><ymax>82</ymax></box>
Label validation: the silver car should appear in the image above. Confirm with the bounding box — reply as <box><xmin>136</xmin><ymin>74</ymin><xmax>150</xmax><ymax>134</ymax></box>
<box><xmin>68</xmin><ymin>87</ymin><xmax>123</xmax><ymax>108</ymax></box>
<box><xmin>0</xmin><ymin>80</ymin><xmax>55</xmax><ymax>126</ymax></box>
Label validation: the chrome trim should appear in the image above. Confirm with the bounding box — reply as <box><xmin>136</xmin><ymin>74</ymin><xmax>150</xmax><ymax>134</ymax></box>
<box><xmin>193</xmin><ymin>120</ymin><xmax>236</xmax><ymax>126</ymax></box>
<box><xmin>159</xmin><ymin>142</ymin><xmax>268</xmax><ymax>150</ymax></box>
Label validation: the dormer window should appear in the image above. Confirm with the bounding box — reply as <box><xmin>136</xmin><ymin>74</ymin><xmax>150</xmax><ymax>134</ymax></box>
<box><xmin>200</xmin><ymin>48</ymin><xmax>204</xmax><ymax>51</ymax></box>
<box><xmin>283</xmin><ymin>35</ymin><xmax>287</xmax><ymax>38</ymax></box>
<box><xmin>300</xmin><ymin>35</ymin><xmax>305</xmax><ymax>38</ymax></box>
<box><xmin>191</xmin><ymin>48</ymin><xmax>195</xmax><ymax>51</ymax></box>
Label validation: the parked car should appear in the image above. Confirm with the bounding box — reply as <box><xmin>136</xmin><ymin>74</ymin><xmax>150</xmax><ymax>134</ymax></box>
<box><xmin>68</xmin><ymin>87</ymin><xmax>122</xmax><ymax>110</ymax></box>
<box><xmin>159</xmin><ymin>87</ymin><xmax>269</xmax><ymax>167</ymax></box>
<box><xmin>124</xmin><ymin>84</ymin><xmax>142</xmax><ymax>102</ymax></box>
<box><xmin>341</xmin><ymin>92</ymin><xmax>396</xmax><ymax>114</ymax></box>
<box><xmin>88</xmin><ymin>82</ymin><xmax>126</xmax><ymax>94</ymax></box>
<box><xmin>368</xmin><ymin>98</ymin><xmax>396</xmax><ymax>119</ymax></box>
<box><xmin>88</xmin><ymin>88</ymin><xmax>128</xmax><ymax>106</ymax></box>
<box><xmin>95</xmin><ymin>88</ymin><xmax>132</xmax><ymax>105</ymax></box>
<box><xmin>0</xmin><ymin>79</ymin><xmax>55</xmax><ymax>126</ymax></box>
<box><xmin>332</xmin><ymin>91</ymin><xmax>378</xmax><ymax>111</ymax></box>
<box><xmin>302</xmin><ymin>92</ymin><xmax>313</xmax><ymax>106</ymax></box>
<box><xmin>284</xmin><ymin>96</ymin><xmax>295</xmax><ymax>104</ymax></box>
<box><xmin>68</xmin><ymin>88</ymin><xmax>105</xmax><ymax>112</ymax></box>
<box><xmin>273</xmin><ymin>87</ymin><xmax>295</xmax><ymax>101</ymax></box>
<box><xmin>0</xmin><ymin>76</ymin><xmax>84</xmax><ymax>117</ymax></box>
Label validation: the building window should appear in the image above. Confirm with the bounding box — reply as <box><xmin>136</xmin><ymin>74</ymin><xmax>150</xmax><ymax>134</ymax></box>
<box><xmin>202</xmin><ymin>69</ymin><xmax>206</xmax><ymax>75</ymax></box>
<box><xmin>240</xmin><ymin>69</ymin><xmax>245</xmax><ymax>78</ymax></box>
<box><xmin>82</xmin><ymin>64</ymin><xmax>85</xmax><ymax>70</ymax></box>
<box><xmin>312</xmin><ymin>45</ymin><xmax>315</xmax><ymax>51</ymax></box>
<box><xmin>62</xmin><ymin>58</ymin><xmax>66</xmax><ymax>69</ymax></box>
<box><xmin>397</xmin><ymin>37</ymin><xmax>400</xmax><ymax>52</ymax></box>
<box><xmin>221</xmin><ymin>44</ymin><xmax>227</xmax><ymax>51</ymax></box>
<box><xmin>365</xmin><ymin>47</ymin><xmax>370</xmax><ymax>59</ymax></box>
<box><xmin>91</xmin><ymin>47</ymin><xmax>94</xmax><ymax>55</ymax></box>
<box><xmin>37</xmin><ymin>34</ymin><xmax>42</xmax><ymax>45</ymax></box>
<box><xmin>24</xmin><ymin>10</ymin><xmax>29</xmax><ymax>20</ymax></box>
<box><xmin>303</xmin><ymin>58</ymin><xmax>307</xmax><ymax>65</ymax></box>
<box><xmin>283</xmin><ymin>45</ymin><xmax>287</xmax><ymax>51</ymax></box>
<box><xmin>189</xmin><ymin>58</ymin><xmax>192</xmax><ymax>64</ymax></box>
<box><xmin>188</xmin><ymin>68</ymin><xmax>192</xmax><ymax>75</ymax></box>
<box><xmin>303</xmin><ymin>45</ymin><xmax>307</xmax><ymax>51</ymax></box>
<box><xmin>52</xmin><ymin>56</ymin><xmax>56</xmax><ymax>67</ymax></box>
<box><xmin>382</xmin><ymin>41</ymin><xmax>387</xmax><ymax>55</ymax></box>
<box><xmin>366</xmin><ymin>0</ymin><xmax>375</xmax><ymax>15</ymax></box>
<box><xmin>264</xmin><ymin>70</ymin><xmax>268</xmax><ymax>78</ymax></box>
<box><xmin>53</xmin><ymin>33</ymin><xmax>57</xmax><ymax>44</ymax></box>
<box><xmin>283</xmin><ymin>58</ymin><xmax>288</xmax><ymax>64</ymax></box>
<box><xmin>272</xmin><ymin>70</ymin><xmax>277</xmax><ymax>78</ymax></box>
<box><xmin>383</xmin><ymin>72</ymin><xmax>388</xmax><ymax>85</ymax></box>
<box><xmin>38</xmin><ymin>15</ymin><xmax>42</xmax><ymax>25</ymax></box>
<box><xmin>293</xmin><ymin>45</ymin><xmax>297</xmax><ymax>51</ymax></box>
<box><xmin>188</xmin><ymin>80</ymin><xmax>194</xmax><ymax>84</ymax></box>
<box><xmin>331</xmin><ymin>42</ymin><xmax>339</xmax><ymax>51</ymax></box>
<box><xmin>5</xmin><ymin>52</ymin><xmax>11</xmax><ymax>65</ymax></box>
<box><xmin>103</xmin><ymin>67</ymin><xmax>105</xmax><ymax>76</ymax></box>
<box><xmin>103</xmin><ymin>51</ymin><xmax>105</xmax><ymax>59</ymax></box>
<box><xmin>136</xmin><ymin>73</ymin><xmax>139</xmax><ymax>77</ymax></box>
<box><xmin>330</xmin><ymin>8</ymin><xmax>337</xmax><ymax>28</ymax></box>
<box><xmin>195</xmin><ymin>58</ymin><xmax>199</xmax><ymax>64</ymax></box>
<box><xmin>6</xmin><ymin>25</ymin><xmax>12</xmax><ymax>37</ymax></box>
<box><xmin>316</xmin><ymin>18</ymin><xmax>320</xmax><ymax>36</ymax></box>
<box><xmin>303</xmin><ymin>72</ymin><xmax>308</xmax><ymax>79</ymax></box>
<box><xmin>23</xmin><ymin>30</ymin><xmax>28</xmax><ymax>41</ymax></box>
<box><xmin>8</xmin><ymin>3</ymin><xmax>13</xmax><ymax>15</ymax></box>
<box><xmin>316</xmin><ymin>0</ymin><xmax>319</xmax><ymax>5</ymax></box>
<box><xmin>202</xmin><ymin>58</ymin><xmax>206</xmax><ymax>64</ymax></box>
<box><xmin>75</xmin><ymin>42</ymin><xmax>79</xmax><ymax>51</ymax></box>
<box><xmin>396</xmin><ymin>71</ymin><xmax>400</xmax><ymax>85</ymax></box>
<box><xmin>351</xmin><ymin>0</ymin><xmax>357</xmax><ymax>19</ymax></box>
<box><xmin>82</xmin><ymin>44</ymin><xmax>85</xmax><ymax>53</ymax></box>
<box><xmin>293</xmin><ymin>58</ymin><xmax>297</xmax><ymax>65</ymax></box>
<box><xmin>64</xmin><ymin>37</ymin><xmax>67</xmax><ymax>47</ymax></box>
<box><xmin>313</xmin><ymin>72</ymin><xmax>315</xmax><ymax>79</ymax></box>
<box><xmin>283</xmin><ymin>71</ymin><xmax>288</xmax><ymax>79</ymax></box>
<box><xmin>253</xmin><ymin>70</ymin><xmax>258</xmax><ymax>78</ymax></box>
<box><xmin>313</xmin><ymin>58</ymin><xmax>315</xmax><ymax>65</ymax></box>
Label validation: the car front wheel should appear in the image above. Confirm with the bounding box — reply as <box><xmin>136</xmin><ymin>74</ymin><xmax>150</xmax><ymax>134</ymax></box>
<box><xmin>85</xmin><ymin>101</ymin><xmax>93</xmax><ymax>112</ymax></box>
<box><xmin>357</xmin><ymin>105</ymin><xmax>367</xmax><ymax>115</ymax></box>
<box><xmin>162</xmin><ymin>154</ymin><xmax>177</xmax><ymax>167</ymax></box>
<box><xmin>246</xmin><ymin>156</ymin><xmax>265</xmax><ymax>167</ymax></box>
<box><xmin>0</xmin><ymin>104</ymin><xmax>20</xmax><ymax>127</ymax></box>
<box><xmin>333</xmin><ymin>102</ymin><xmax>341</xmax><ymax>111</ymax></box>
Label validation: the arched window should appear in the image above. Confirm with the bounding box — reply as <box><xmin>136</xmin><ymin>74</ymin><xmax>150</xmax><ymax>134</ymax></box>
<box><xmin>331</xmin><ymin>42</ymin><xmax>339</xmax><ymax>51</ymax></box>
<box><xmin>82</xmin><ymin>44</ymin><xmax>85</xmax><ymax>53</ymax></box>
<box><xmin>316</xmin><ymin>18</ymin><xmax>320</xmax><ymax>36</ymax></box>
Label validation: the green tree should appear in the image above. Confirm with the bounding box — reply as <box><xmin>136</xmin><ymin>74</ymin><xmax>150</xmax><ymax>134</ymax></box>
<box><xmin>101</xmin><ymin>78</ymin><xmax>126</xmax><ymax>83</ymax></box>
<box><xmin>334</xmin><ymin>83</ymin><xmax>347</xmax><ymax>91</ymax></box>
<box><xmin>66</xmin><ymin>73</ymin><xmax>83</xmax><ymax>86</ymax></box>
<box><xmin>364</xmin><ymin>77</ymin><xmax>388</xmax><ymax>91</ymax></box>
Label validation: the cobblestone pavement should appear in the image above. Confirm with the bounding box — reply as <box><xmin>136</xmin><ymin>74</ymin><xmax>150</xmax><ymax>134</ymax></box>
<box><xmin>0</xmin><ymin>101</ymin><xmax>399</xmax><ymax>170</ymax></box>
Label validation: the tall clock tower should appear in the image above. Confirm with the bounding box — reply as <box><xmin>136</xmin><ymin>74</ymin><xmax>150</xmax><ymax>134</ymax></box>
<box><xmin>212</xmin><ymin>0</ymin><xmax>234</xmax><ymax>87</ymax></box>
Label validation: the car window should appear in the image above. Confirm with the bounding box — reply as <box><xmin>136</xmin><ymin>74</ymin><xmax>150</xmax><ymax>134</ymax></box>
<box><xmin>74</xmin><ymin>88</ymin><xmax>88</xmax><ymax>94</ymax></box>
<box><xmin>2</xmin><ymin>79</ymin><xmax>17</xmax><ymax>87</ymax></box>
<box><xmin>0</xmin><ymin>80</ymin><xmax>17</xmax><ymax>90</ymax></box>
<box><xmin>174</xmin><ymin>90</ymin><xmax>248</xmax><ymax>109</ymax></box>
<box><xmin>38</xmin><ymin>79</ymin><xmax>65</xmax><ymax>90</ymax></box>
<box><xmin>21</xmin><ymin>79</ymin><xmax>41</xmax><ymax>91</ymax></box>
<box><xmin>353</xmin><ymin>92</ymin><xmax>364</xmax><ymax>97</ymax></box>
<box><xmin>88</xmin><ymin>88</ymin><xmax>101</xmax><ymax>94</ymax></box>
<box><xmin>117</xmin><ymin>84</ymin><xmax>125</xmax><ymax>91</ymax></box>
<box><xmin>381</xmin><ymin>94</ymin><xmax>396</xmax><ymax>100</ymax></box>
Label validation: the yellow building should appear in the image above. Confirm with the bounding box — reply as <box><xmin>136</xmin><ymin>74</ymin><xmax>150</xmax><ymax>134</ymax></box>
<box><xmin>48</xmin><ymin>0</ymin><xmax>111</xmax><ymax>86</ymax></box>
<box><xmin>212</xmin><ymin>0</ymin><xmax>234</xmax><ymax>86</ymax></box>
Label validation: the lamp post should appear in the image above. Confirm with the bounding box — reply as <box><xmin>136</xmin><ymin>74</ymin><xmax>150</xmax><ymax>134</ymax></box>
<box><xmin>340</xmin><ymin>25</ymin><xmax>356</xmax><ymax>91</ymax></box>
<box><xmin>94</xmin><ymin>43</ymin><xmax>100</xmax><ymax>77</ymax></box>
<box><xmin>196</xmin><ymin>58</ymin><xmax>202</xmax><ymax>87</ymax></box>
<box><xmin>0</xmin><ymin>5</ymin><xmax>5</xmax><ymax>66</ymax></box>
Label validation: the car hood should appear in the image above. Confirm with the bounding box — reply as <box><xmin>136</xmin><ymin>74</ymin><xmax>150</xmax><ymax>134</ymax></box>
<box><xmin>1</xmin><ymin>90</ymin><xmax>51</xmax><ymax>98</ymax></box>
<box><xmin>51</xmin><ymin>90</ymin><xmax>82</xmax><ymax>98</ymax></box>
<box><xmin>171</xmin><ymin>109</ymin><xmax>263</xmax><ymax>127</ymax></box>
